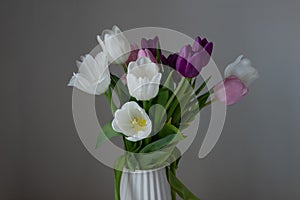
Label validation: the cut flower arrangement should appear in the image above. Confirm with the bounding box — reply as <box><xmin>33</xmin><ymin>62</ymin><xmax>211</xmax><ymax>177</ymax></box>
<box><xmin>68</xmin><ymin>26</ymin><xmax>258</xmax><ymax>200</ymax></box>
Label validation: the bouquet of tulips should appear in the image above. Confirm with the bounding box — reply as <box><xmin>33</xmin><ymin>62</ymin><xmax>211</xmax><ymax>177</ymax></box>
<box><xmin>68</xmin><ymin>26</ymin><xmax>258</xmax><ymax>200</ymax></box>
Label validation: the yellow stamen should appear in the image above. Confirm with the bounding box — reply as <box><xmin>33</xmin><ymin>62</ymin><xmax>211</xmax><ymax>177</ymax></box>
<box><xmin>131</xmin><ymin>117</ymin><xmax>147</xmax><ymax>131</ymax></box>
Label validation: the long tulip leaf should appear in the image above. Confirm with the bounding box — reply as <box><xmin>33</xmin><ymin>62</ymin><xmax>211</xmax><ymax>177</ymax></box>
<box><xmin>96</xmin><ymin>122</ymin><xmax>121</xmax><ymax>149</ymax></box>
<box><xmin>166</xmin><ymin>167</ymin><xmax>201</xmax><ymax>200</ymax></box>
<box><xmin>114</xmin><ymin>155</ymin><xmax>125</xmax><ymax>200</ymax></box>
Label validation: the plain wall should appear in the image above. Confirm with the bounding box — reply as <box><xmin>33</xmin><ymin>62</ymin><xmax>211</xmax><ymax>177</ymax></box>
<box><xmin>1</xmin><ymin>0</ymin><xmax>300</xmax><ymax>199</ymax></box>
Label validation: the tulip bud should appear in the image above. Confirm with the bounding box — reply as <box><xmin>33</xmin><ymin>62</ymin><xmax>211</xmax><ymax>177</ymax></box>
<box><xmin>224</xmin><ymin>55</ymin><xmax>259</xmax><ymax>86</ymax></box>
<box><xmin>214</xmin><ymin>75</ymin><xmax>248</xmax><ymax>105</ymax></box>
<box><xmin>68</xmin><ymin>52</ymin><xmax>110</xmax><ymax>95</ymax></box>
<box><xmin>97</xmin><ymin>25</ymin><xmax>131</xmax><ymax>64</ymax></box>
<box><xmin>126</xmin><ymin>57</ymin><xmax>162</xmax><ymax>101</ymax></box>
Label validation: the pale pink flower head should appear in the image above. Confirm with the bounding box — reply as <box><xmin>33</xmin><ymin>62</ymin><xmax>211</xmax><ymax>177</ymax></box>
<box><xmin>214</xmin><ymin>75</ymin><xmax>248</xmax><ymax>106</ymax></box>
<box><xmin>137</xmin><ymin>49</ymin><xmax>157</xmax><ymax>63</ymax></box>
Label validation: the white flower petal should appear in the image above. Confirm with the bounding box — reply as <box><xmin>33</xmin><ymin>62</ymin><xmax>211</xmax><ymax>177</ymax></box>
<box><xmin>126</xmin><ymin>57</ymin><xmax>162</xmax><ymax>100</ymax></box>
<box><xmin>97</xmin><ymin>26</ymin><xmax>130</xmax><ymax>64</ymax></box>
<box><xmin>68</xmin><ymin>73</ymin><xmax>94</xmax><ymax>95</ymax></box>
<box><xmin>224</xmin><ymin>55</ymin><xmax>258</xmax><ymax>86</ymax></box>
<box><xmin>126</xmin><ymin>136</ymin><xmax>141</xmax><ymax>142</ymax></box>
<box><xmin>112</xmin><ymin>101</ymin><xmax>152</xmax><ymax>141</ymax></box>
<box><xmin>68</xmin><ymin>52</ymin><xmax>110</xmax><ymax>95</ymax></box>
<box><xmin>112</xmin><ymin>25</ymin><xmax>121</xmax><ymax>34</ymax></box>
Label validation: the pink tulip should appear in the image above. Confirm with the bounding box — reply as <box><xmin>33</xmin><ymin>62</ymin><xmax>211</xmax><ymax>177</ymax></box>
<box><xmin>137</xmin><ymin>49</ymin><xmax>157</xmax><ymax>63</ymax></box>
<box><xmin>214</xmin><ymin>75</ymin><xmax>248</xmax><ymax>105</ymax></box>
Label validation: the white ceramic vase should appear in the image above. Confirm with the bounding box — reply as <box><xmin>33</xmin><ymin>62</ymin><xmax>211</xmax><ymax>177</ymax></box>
<box><xmin>120</xmin><ymin>167</ymin><xmax>172</xmax><ymax>200</ymax></box>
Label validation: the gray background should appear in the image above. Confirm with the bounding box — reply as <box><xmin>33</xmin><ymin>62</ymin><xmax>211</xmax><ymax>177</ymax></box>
<box><xmin>1</xmin><ymin>0</ymin><xmax>300</xmax><ymax>199</ymax></box>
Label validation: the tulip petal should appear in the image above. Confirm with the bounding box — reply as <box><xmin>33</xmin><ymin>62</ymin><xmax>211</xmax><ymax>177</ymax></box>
<box><xmin>68</xmin><ymin>52</ymin><xmax>110</xmax><ymax>95</ymax></box>
<box><xmin>112</xmin><ymin>102</ymin><xmax>152</xmax><ymax>141</ymax></box>
<box><xmin>214</xmin><ymin>76</ymin><xmax>249</xmax><ymax>105</ymax></box>
<box><xmin>167</xmin><ymin>53</ymin><xmax>178</xmax><ymax>69</ymax></box>
<box><xmin>97</xmin><ymin>26</ymin><xmax>130</xmax><ymax>64</ymax></box>
<box><xmin>204</xmin><ymin>42</ymin><xmax>213</xmax><ymax>56</ymax></box>
<box><xmin>127</xmin><ymin>57</ymin><xmax>161</xmax><ymax>100</ymax></box>
<box><xmin>224</xmin><ymin>55</ymin><xmax>259</xmax><ymax>86</ymax></box>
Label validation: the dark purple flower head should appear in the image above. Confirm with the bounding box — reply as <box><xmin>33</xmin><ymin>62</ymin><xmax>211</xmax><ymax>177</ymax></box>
<box><xmin>167</xmin><ymin>53</ymin><xmax>178</xmax><ymax>69</ymax></box>
<box><xmin>193</xmin><ymin>36</ymin><xmax>213</xmax><ymax>55</ymax></box>
<box><xmin>125</xmin><ymin>43</ymin><xmax>139</xmax><ymax>65</ymax></box>
<box><xmin>167</xmin><ymin>36</ymin><xmax>213</xmax><ymax>78</ymax></box>
<box><xmin>141</xmin><ymin>36</ymin><xmax>168</xmax><ymax>65</ymax></box>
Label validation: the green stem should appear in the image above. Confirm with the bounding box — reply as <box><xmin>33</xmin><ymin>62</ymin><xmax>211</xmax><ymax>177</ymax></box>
<box><xmin>104</xmin><ymin>90</ymin><xmax>117</xmax><ymax>114</ymax></box>
<box><xmin>166</xmin><ymin>166</ymin><xmax>200</xmax><ymax>200</ymax></box>
<box><xmin>114</xmin><ymin>156</ymin><xmax>125</xmax><ymax>200</ymax></box>
<box><xmin>165</xmin><ymin>78</ymin><xmax>185</xmax><ymax>111</ymax></box>
<box><xmin>144</xmin><ymin>137</ymin><xmax>151</xmax><ymax>146</ymax></box>
<box><xmin>121</xmin><ymin>63</ymin><xmax>127</xmax><ymax>73</ymax></box>
<box><xmin>143</xmin><ymin>101</ymin><xmax>149</xmax><ymax>112</ymax></box>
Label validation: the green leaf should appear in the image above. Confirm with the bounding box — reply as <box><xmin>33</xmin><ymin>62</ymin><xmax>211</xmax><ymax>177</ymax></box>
<box><xmin>105</xmin><ymin>87</ymin><xmax>117</xmax><ymax>114</ymax></box>
<box><xmin>149</xmin><ymin>104</ymin><xmax>167</xmax><ymax>136</ymax></box>
<box><xmin>155</xmin><ymin>123</ymin><xmax>182</xmax><ymax>139</ymax></box>
<box><xmin>191</xmin><ymin>78</ymin><xmax>196</xmax><ymax>89</ymax></box>
<box><xmin>163</xmin><ymin>71</ymin><xmax>174</xmax><ymax>90</ymax></box>
<box><xmin>171</xmin><ymin>106</ymin><xmax>182</xmax><ymax>127</ymax></box>
<box><xmin>126</xmin><ymin>153</ymin><xmax>140</xmax><ymax>171</ymax></box>
<box><xmin>96</xmin><ymin>122</ymin><xmax>121</xmax><ymax>149</ymax></box>
<box><xmin>124</xmin><ymin>138</ymin><xmax>143</xmax><ymax>153</ymax></box>
<box><xmin>140</xmin><ymin>133</ymin><xmax>184</xmax><ymax>153</ymax></box>
<box><xmin>114</xmin><ymin>155</ymin><xmax>125</xmax><ymax>200</ymax></box>
<box><xmin>121</xmin><ymin>63</ymin><xmax>127</xmax><ymax>73</ymax></box>
<box><xmin>164</xmin><ymin>77</ymin><xmax>185</xmax><ymax>112</ymax></box>
<box><xmin>156</xmin><ymin>87</ymin><xmax>169</xmax><ymax>106</ymax></box>
<box><xmin>167</xmin><ymin>78</ymin><xmax>192</xmax><ymax>123</ymax></box>
<box><xmin>156</xmin><ymin>44</ymin><xmax>161</xmax><ymax>63</ymax></box>
<box><xmin>141</xmin><ymin>124</ymin><xmax>185</xmax><ymax>153</ymax></box>
<box><xmin>135</xmin><ymin>124</ymin><xmax>185</xmax><ymax>170</ymax></box>
<box><xmin>152</xmin><ymin>87</ymin><xmax>169</xmax><ymax>132</ymax></box>
<box><xmin>166</xmin><ymin>147</ymin><xmax>181</xmax><ymax>168</ymax></box>
<box><xmin>165</xmin><ymin>148</ymin><xmax>182</xmax><ymax>200</ymax></box>
<box><xmin>110</xmin><ymin>74</ymin><xmax>130</xmax><ymax>105</ymax></box>
<box><xmin>137</xmin><ymin>147</ymin><xmax>175</xmax><ymax>170</ymax></box>
<box><xmin>195</xmin><ymin>76</ymin><xmax>211</xmax><ymax>95</ymax></box>
<box><xmin>197</xmin><ymin>91</ymin><xmax>210</xmax><ymax>110</ymax></box>
<box><xmin>166</xmin><ymin>167</ymin><xmax>201</xmax><ymax>200</ymax></box>
<box><xmin>166</xmin><ymin>97</ymin><xmax>179</xmax><ymax>120</ymax></box>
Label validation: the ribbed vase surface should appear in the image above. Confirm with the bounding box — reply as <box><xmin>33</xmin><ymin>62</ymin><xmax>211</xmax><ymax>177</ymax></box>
<box><xmin>120</xmin><ymin>167</ymin><xmax>172</xmax><ymax>200</ymax></box>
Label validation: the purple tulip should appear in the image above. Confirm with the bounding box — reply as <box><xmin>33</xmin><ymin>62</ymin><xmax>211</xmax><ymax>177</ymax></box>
<box><xmin>214</xmin><ymin>75</ymin><xmax>248</xmax><ymax>106</ymax></box>
<box><xmin>167</xmin><ymin>53</ymin><xmax>178</xmax><ymax>69</ymax></box>
<box><xmin>141</xmin><ymin>36</ymin><xmax>168</xmax><ymax>65</ymax></box>
<box><xmin>125</xmin><ymin>43</ymin><xmax>139</xmax><ymax>66</ymax></box>
<box><xmin>141</xmin><ymin>36</ymin><xmax>160</xmax><ymax>56</ymax></box>
<box><xmin>167</xmin><ymin>36</ymin><xmax>213</xmax><ymax>78</ymax></box>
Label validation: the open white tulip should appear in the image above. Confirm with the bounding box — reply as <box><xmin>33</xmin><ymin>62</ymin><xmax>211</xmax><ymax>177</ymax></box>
<box><xmin>97</xmin><ymin>25</ymin><xmax>131</xmax><ymax>64</ymax></box>
<box><xmin>112</xmin><ymin>101</ymin><xmax>152</xmax><ymax>142</ymax></box>
<box><xmin>126</xmin><ymin>57</ymin><xmax>162</xmax><ymax>101</ymax></box>
<box><xmin>224</xmin><ymin>55</ymin><xmax>259</xmax><ymax>86</ymax></box>
<box><xmin>68</xmin><ymin>52</ymin><xmax>110</xmax><ymax>95</ymax></box>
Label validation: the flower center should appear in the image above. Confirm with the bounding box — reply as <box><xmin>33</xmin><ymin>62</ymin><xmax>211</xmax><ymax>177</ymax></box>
<box><xmin>130</xmin><ymin>117</ymin><xmax>147</xmax><ymax>131</ymax></box>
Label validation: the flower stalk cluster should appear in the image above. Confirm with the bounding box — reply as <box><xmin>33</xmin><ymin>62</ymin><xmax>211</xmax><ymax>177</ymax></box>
<box><xmin>68</xmin><ymin>25</ymin><xmax>258</xmax><ymax>200</ymax></box>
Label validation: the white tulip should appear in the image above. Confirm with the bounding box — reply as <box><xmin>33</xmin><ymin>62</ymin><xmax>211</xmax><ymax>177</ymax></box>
<box><xmin>224</xmin><ymin>55</ymin><xmax>259</xmax><ymax>86</ymax></box>
<box><xmin>112</xmin><ymin>101</ymin><xmax>152</xmax><ymax>142</ymax></box>
<box><xmin>97</xmin><ymin>25</ymin><xmax>131</xmax><ymax>64</ymax></box>
<box><xmin>68</xmin><ymin>52</ymin><xmax>110</xmax><ymax>95</ymax></box>
<box><xmin>126</xmin><ymin>57</ymin><xmax>162</xmax><ymax>101</ymax></box>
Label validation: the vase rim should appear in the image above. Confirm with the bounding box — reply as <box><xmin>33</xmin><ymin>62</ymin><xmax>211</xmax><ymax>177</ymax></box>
<box><xmin>122</xmin><ymin>166</ymin><xmax>166</xmax><ymax>174</ymax></box>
